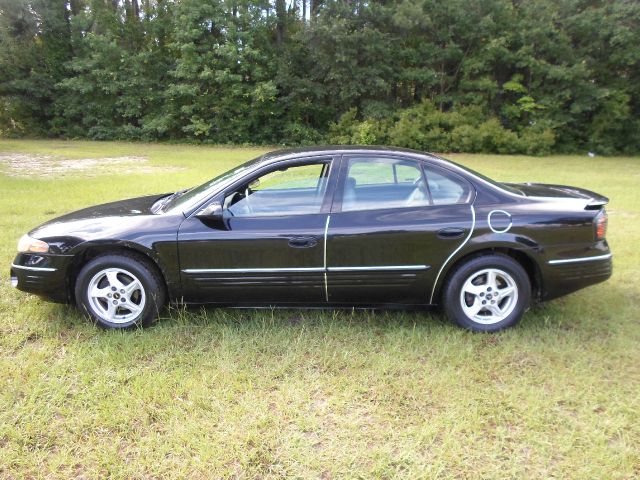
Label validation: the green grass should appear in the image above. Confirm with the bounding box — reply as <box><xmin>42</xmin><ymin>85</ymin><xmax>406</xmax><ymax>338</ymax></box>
<box><xmin>0</xmin><ymin>140</ymin><xmax>638</xmax><ymax>479</ymax></box>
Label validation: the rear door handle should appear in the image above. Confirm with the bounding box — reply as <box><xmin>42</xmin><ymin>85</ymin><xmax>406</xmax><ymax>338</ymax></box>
<box><xmin>437</xmin><ymin>227</ymin><xmax>466</xmax><ymax>239</ymax></box>
<box><xmin>288</xmin><ymin>236</ymin><xmax>318</xmax><ymax>248</ymax></box>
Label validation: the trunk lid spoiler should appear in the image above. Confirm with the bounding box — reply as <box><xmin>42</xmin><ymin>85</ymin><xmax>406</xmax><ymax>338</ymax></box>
<box><xmin>504</xmin><ymin>183</ymin><xmax>609</xmax><ymax>210</ymax></box>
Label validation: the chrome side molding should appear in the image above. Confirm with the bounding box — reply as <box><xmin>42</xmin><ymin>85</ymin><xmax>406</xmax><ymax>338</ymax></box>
<box><xmin>182</xmin><ymin>267</ymin><xmax>325</xmax><ymax>274</ymax></box>
<box><xmin>327</xmin><ymin>265</ymin><xmax>429</xmax><ymax>272</ymax></box>
<box><xmin>183</xmin><ymin>265</ymin><xmax>431</xmax><ymax>274</ymax></box>
<box><xmin>548</xmin><ymin>253</ymin><xmax>612</xmax><ymax>265</ymax></box>
<box><xmin>11</xmin><ymin>264</ymin><xmax>57</xmax><ymax>272</ymax></box>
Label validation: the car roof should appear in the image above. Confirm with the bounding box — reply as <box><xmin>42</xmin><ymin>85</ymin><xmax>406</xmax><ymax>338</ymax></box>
<box><xmin>259</xmin><ymin>145</ymin><xmax>440</xmax><ymax>164</ymax></box>
<box><xmin>254</xmin><ymin>146</ymin><xmax>485</xmax><ymax>182</ymax></box>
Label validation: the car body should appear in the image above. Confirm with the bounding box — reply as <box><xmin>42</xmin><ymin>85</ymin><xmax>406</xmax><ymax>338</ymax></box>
<box><xmin>10</xmin><ymin>146</ymin><xmax>612</xmax><ymax>331</ymax></box>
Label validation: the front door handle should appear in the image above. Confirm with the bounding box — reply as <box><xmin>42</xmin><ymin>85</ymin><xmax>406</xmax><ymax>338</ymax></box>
<box><xmin>437</xmin><ymin>227</ymin><xmax>466</xmax><ymax>239</ymax></box>
<box><xmin>288</xmin><ymin>236</ymin><xmax>319</xmax><ymax>248</ymax></box>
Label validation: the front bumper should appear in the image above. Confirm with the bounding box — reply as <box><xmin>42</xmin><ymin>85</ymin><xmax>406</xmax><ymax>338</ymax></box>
<box><xmin>10</xmin><ymin>253</ymin><xmax>74</xmax><ymax>303</ymax></box>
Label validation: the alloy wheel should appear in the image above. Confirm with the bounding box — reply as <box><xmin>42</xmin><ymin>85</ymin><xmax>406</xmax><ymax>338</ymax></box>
<box><xmin>459</xmin><ymin>268</ymin><xmax>518</xmax><ymax>325</ymax></box>
<box><xmin>87</xmin><ymin>267</ymin><xmax>146</xmax><ymax>324</ymax></box>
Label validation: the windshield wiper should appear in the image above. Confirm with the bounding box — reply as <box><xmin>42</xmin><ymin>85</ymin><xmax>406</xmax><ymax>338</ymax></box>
<box><xmin>158</xmin><ymin>188</ymin><xmax>190</xmax><ymax>212</ymax></box>
<box><xmin>151</xmin><ymin>189</ymin><xmax>190</xmax><ymax>214</ymax></box>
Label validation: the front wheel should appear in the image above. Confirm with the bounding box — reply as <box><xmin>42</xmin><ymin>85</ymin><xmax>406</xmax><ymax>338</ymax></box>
<box><xmin>442</xmin><ymin>254</ymin><xmax>531</xmax><ymax>332</ymax></box>
<box><xmin>75</xmin><ymin>253</ymin><xmax>166</xmax><ymax>329</ymax></box>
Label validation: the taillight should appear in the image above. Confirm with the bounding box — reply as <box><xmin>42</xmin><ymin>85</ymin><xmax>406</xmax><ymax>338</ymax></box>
<box><xmin>595</xmin><ymin>211</ymin><xmax>608</xmax><ymax>240</ymax></box>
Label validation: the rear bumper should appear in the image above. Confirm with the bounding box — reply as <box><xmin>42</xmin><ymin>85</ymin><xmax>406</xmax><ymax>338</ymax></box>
<box><xmin>10</xmin><ymin>253</ymin><xmax>73</xmax><ymax>303</ymax></box>
<box><xmin>541</xmin><ymin>252</ymin><xmax>612</xmax><ymax>301</ymax></box>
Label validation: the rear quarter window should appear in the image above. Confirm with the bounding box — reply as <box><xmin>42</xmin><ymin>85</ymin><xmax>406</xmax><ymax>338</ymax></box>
<box><xmin>423</xmin><ymin>165</ymin><xmax>473</xmax><ymax>205</ymax></box>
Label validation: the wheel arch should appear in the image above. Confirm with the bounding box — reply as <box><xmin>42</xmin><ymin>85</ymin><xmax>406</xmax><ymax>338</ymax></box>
<box><xmin>432</xmin><ymin>247</ymin><xmax>542</xmax><ymax>306</ymax></box>
<box><xmin>65</xmin><ymin>242</ymin><xmax>169</xmax><ymax>304</ymax></box>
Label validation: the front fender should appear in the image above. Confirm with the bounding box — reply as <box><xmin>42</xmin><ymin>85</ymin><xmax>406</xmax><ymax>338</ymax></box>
<box><xmin>67</xmin><ymin>238</ymin><xmax>181</xmax><ymax>300</ymax></box>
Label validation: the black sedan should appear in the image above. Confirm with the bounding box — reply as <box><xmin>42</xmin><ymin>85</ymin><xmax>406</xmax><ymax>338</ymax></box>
<box><xmin>10</xmin><ymin>147</ymin><xmax>612</xmax><ymax>332</ymax></box>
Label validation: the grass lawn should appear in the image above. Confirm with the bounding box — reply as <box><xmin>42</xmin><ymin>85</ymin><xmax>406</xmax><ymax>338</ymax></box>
<box><xmin>0</xmin><ymin>140</ymin><xmax>638</xmax><ymax>479</ymax></box>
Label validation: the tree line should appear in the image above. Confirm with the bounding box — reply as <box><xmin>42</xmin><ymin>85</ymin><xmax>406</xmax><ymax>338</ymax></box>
<box><xmin>0</xmin><ymin>0</ymin><xmax>638</xmax><ymax>155</ymax></box>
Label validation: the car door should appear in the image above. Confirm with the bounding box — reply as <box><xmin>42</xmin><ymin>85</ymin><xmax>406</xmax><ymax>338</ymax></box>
<box><xmin>177</xmin><ymin>156</ymin><xmax>337</xmax><ymax>304</ymax></box>
<box><xmin>326</xmin><ymin>154</ymin><xmax>475</xmax><ymax>305</ymax></box>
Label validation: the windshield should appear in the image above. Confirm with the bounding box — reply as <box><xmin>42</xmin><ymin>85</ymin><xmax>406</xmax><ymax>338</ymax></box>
<box><xmin>162</xmin><ymin>155</ymin><xmax>265</xmax><ymax>214</ymax></box>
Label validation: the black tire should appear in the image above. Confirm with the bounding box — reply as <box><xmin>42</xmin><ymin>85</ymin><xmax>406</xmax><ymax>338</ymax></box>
<box><xmin>442</xmin><ymin>254</ymin><xmax>531</xmax><ymax>332</ymax></box>
<box><xmin>75</xmin><ymin>252</ymin><xmax>166</xmax><ymax>329</ymax></box>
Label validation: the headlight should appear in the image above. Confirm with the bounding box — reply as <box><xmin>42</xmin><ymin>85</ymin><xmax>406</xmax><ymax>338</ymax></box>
<box><xmin>17</xmin><ymin>234</ymin><xmax>49</xmax><ymax>253</ymax></box>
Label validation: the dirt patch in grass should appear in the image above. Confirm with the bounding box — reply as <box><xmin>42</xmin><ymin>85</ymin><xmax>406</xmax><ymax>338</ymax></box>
<box><xmin>0</xmin><ymin>153</ymin><xmax>184</xmax><ymax>178</ymax></box>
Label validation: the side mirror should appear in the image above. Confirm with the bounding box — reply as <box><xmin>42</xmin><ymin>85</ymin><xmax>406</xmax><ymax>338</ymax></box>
<box><xmin>195</xmin><ymin>201</ymin><xmax>223</xmax><ymax>220</ymax></box>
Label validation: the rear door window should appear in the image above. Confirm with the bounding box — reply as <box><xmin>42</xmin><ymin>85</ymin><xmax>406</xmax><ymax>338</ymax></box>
<box><xmin>341</xmin><ymin>156</ymin><xmax>429</xmax><ymax>212</ymax></box>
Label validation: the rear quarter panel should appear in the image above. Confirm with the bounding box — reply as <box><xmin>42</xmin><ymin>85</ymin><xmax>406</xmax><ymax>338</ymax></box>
<box><xmin>432</xmin><ymin>192</ymin><xmax>610</xmax><ymax>304</ymax></box>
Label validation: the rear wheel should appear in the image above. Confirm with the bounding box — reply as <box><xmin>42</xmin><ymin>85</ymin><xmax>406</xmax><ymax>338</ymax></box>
<box><xmin>443</xmin><ymin>254</ymin><xmax>530</xmax><ymax>332</ymax></box>
<box><xmin>75</xmin><ymin>253</ymin><xmax>165</xmax><ymax>329</ymax></box>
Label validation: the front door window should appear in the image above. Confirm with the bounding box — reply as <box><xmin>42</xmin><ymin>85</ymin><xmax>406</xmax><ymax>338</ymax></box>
<box><xmin>225</xmin><ymin>162</ymin><xmax>329</xmax><ymax>216</ymax></box>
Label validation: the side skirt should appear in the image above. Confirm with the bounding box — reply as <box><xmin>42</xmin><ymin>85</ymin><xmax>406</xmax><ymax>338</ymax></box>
<box><xmin>167</xmin><ymin>301</ymin><xmax>437</xmax><ymax>311</ymax></box>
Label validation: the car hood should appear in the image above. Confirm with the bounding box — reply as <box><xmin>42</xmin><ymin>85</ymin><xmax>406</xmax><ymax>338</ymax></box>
<box><xmin>29</xmin><ymin>194</ymin><xmax>173</xmax><ymax>252</ymax></box>
<box><xmin>505</xmin><ymin>183</ymin><xmax>609</xmax><ymax>207</ymax></box>
<box><xmin>34</xmin><ymin>194</ymin><xmax>167</xmax><ymax>226</ymax></box>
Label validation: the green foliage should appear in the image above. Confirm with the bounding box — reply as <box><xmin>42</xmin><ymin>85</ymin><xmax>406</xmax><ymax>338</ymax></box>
<box><xmin>0</xmin><ymin>0</ymin><xmax>638</xmax><ymax>154</ymax></box>
<box><xmin>327</xmin><ymin>108</ymin><xmax>359</xmax><ymax>144</ymax></box>
<box><xmin>327</xmin><ymin>101</ymin><xmax>555</xmax><ymax>155</ymax></box>
<box><xmin>327</xmin><ymin>108</ymin><xmax>391</xmax><ymax>146</ymax></box>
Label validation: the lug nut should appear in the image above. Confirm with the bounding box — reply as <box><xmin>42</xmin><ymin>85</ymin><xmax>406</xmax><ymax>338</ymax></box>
<box><xmin>112</xmin><ymin>287</ymin><xmax>116</xmax><ymax>291</ymax></box>
<box><xmin>120</xmin><ymin>289</ymin><xmax>125</xmax><ymax>293</ymax></box>
<box><xmin>107</xmin><ymin>293</ymin><xmax>112</xmax><ymax>298</ymax></box>
<box><xmin>112</xmin><ymin>300</ymin><xmax>118</xmax><ymax>305</ymax></box>
<box><xmin>479</xmin><ymin>292</ymin><xmax>484</xmax><ymax>297</ymax></box>
<box><xmin>482</xmin><ymin>300</ymin><xmax>486</xmax><ymax>305</ymax></box>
